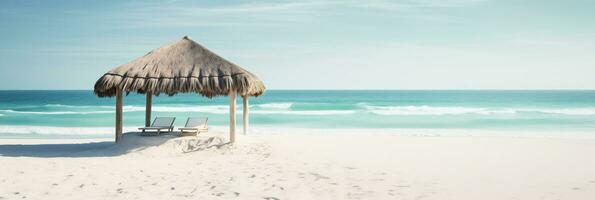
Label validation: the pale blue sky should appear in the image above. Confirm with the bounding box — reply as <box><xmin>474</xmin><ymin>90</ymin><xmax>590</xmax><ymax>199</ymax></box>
<box><xmin>0</xmin><ymin>0</ymin><xmax>594</xmax><ymax>90</ymax></box>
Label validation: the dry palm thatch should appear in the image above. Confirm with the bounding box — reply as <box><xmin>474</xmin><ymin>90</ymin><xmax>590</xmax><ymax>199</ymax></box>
<box><xmin>94</xmin><ymin>36</ymin><xmax>265</xmax><ymax>98</ymax></box>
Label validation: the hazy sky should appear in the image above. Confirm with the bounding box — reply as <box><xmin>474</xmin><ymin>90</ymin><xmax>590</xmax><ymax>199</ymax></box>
<box><xmin>0</xmin><ymin>0</ymin><xmax>594</xmax><ymax>90</ymax></box>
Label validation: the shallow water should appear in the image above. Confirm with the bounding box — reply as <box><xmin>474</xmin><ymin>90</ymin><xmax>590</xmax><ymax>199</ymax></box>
<box><xmin>1</xmin><ymin>90</ymin><xmax>594</xmax><ymax>138</ymax></box>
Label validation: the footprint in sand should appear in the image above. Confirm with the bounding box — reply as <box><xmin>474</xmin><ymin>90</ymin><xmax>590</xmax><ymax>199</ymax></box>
<box><xmin>213</xmin><ymin>192</ymin><xmax>224</xmax><ymax>196</ymax></box>
<box><xmin>309</xmin><ymin>172</ymin><xmax>330</xmax><ymax>181</ymax></box>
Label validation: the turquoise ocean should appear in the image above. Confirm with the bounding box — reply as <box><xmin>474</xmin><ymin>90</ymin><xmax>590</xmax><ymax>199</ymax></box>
<box><xmin>0</xmin><ymin>90</ymin><xmax>594</xmax><ymax>138</ymax></box>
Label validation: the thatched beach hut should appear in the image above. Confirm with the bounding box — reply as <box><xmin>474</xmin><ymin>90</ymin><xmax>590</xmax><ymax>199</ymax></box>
<box><xmin>94</xmin><ymin>36</ymin><xmax>265</xmax><ymax>143</ymax></box>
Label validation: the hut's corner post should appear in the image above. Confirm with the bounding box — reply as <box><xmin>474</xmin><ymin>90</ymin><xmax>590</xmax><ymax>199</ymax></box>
<box><xmin>242</xmin><ymin>95</ymin><xmax>249</xmax><ymax>135</ymax></box>
<box><xmin>145</xmin><ymin>92</ymin><xmax>152</xmax><ymax>127</ymax></box>
<box><xmin>115</xmin><ymin>88</ymin><xmax>123</xmax><ymax>143</ymax></box>
<box><xmin>229</xmin><ymin>92</ymin><xmax>237</xmax><ymax>144</ymax></box>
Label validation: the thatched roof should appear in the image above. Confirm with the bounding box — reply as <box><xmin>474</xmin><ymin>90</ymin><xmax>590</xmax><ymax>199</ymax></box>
<box><xmin>94</xmin><ymin>36</ymin><xmax>265</xmax><ymax>98</ymax></box>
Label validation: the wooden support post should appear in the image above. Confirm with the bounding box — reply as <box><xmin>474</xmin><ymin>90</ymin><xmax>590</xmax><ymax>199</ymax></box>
<box><xmin>145</xmin><ymin>92</ymin><xmax>152</xmax><ymax>127</ymax></box>
<box><xmin>242</xmin><ymin>95</ymin><xmax>249</xmax><ymax>135</ymax></box>
<box><xmin>229</xmin><ymin>92</ymin><xmax>236</xmax><ymax>144</ymax></box>
<box><xmin>115</xmin><ymin>88</ymin><xmax>123</xmax><ymax>143</ymax></box>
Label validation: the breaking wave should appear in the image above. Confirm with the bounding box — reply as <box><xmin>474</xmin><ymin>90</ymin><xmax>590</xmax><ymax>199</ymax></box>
<box><xmin>254</xmin><ymin>103</ymin><xmax>293</xmax><ymax>109</ymax></box>
<box><xmin>251</xmin><ymin>110</ymin><xmax>355</xmax><ymax>115</ymax></box>
<box><xmin>0</xmin><ymin>109</ymin><xmax>114</xmax><ymax>115</ymax></box>
<box><xmin>2</xmin><ymin>103</ymin><xmax>594</xmax><ymax>116</ymax></box>
<box><xmin>358</xmin><ymin>104</ymin><xmax>514</xmax><ymax>115</ymax></box>
<box><xmin>0</xmin><ymin>125</ymin><xmax>138</xmax><ymax>135</ymax></box>
<box><xmin>358</xmin><ymin>103</ymin><xmax>595</xmax><ymax>116</ymax></box>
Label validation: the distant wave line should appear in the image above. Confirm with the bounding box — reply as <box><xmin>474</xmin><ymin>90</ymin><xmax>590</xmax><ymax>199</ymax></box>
<box><xmin>357</xmin><ymin>103</ymin><xmax>595</xmax><ymax>116</ymax></box>
<box><xmin>1</xmin><ymin>103</ymin><xmax>595</xmax><ymax>116</ymax></box>
<box><xmin>0</xmin><ymin>125</ymin><xmax>126</xmax><ymax>135</ymax></box>
<box><xmin>0</xmin><ymin>109</ymin><xmax>114</xmax><ymax>115</ymax></box>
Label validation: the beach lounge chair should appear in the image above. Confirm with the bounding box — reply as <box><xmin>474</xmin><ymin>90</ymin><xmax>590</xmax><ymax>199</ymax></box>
<box><xmin>178</xmin><ymin>117</ymin><xmax>209</xmax><ymax>136</ymax></box>
<box><xmin>138</xmin><ymin>117</ymin><xmax>176</xmax><ymax>135</ymax></box>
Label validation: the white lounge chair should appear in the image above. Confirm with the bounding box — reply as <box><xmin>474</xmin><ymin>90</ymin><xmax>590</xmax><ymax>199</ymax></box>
<box><xmin>138</xmin><ymin>117</ymin><xmax>176</xmax><ymax>135</ymax></box>
<box><xmin>178</xmin><ymin>117</ymin><xmax>208</xmax><ymax>136</ymax></box>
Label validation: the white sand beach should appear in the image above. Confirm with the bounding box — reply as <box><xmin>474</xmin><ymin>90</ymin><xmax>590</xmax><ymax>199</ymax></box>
<box><xmin>1</xmin><ymin>128</ymin><xmax>595</xmax><ymax>200</ymax></box>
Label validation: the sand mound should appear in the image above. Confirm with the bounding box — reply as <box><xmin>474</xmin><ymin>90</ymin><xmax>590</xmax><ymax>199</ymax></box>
<box><xmin>0</xmin><ymin>132</ymin><xmax>229</xmax><ymax>157</ymax></box>
<box><xmin>99</xmin><ymin>133</ymin><xmax>230</xmax><ymax>156</ymax></box>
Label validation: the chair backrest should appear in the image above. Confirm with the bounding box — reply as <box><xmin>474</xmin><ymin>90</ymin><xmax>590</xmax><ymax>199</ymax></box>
<box><xmin>185</xmin><ymin>117</ymin><xmax>208</xmax><ymax>128</ymax></box>
<box><xmin>152</xmin><ymin>117</ymin><xmax>176</xmax><ymax>127</ymax></box>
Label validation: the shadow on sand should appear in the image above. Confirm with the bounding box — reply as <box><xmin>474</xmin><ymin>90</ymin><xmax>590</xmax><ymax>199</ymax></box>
<box><xmin>0</xmin><ymin>132</ymin><xmax>227</xmax><ymax>158</ymax></box>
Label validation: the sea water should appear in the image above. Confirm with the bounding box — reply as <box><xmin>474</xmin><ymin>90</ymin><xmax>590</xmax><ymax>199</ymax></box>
<box><xmin>0</xmin><ymin>90</ymin><xmax>594</xmax><ymax>138</ymax></box>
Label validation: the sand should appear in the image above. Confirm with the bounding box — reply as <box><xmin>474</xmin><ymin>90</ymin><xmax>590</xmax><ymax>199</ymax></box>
<box><xmin>1</xmin><ymin>129</ymin><xmax>595</xmax><ymax>200</ymax></box>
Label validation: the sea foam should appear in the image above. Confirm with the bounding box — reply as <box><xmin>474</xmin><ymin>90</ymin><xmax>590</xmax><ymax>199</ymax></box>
<box><xmin>0</xmin><ymin>125</ymin><xmax>136</xmax><ymax>135</ymax></box>
<box><xmin>0</xmin><ymin>109</ymin><xmax>114</xmax><ymax>115</ymax></box>
<box><xmin>251</xmin><ymin>110</ymin><xmax>355</xmax><ymax>115</ymax></box>
<box><xmin>358</xmin><ymin>103</ymin><xmax>595</xmax><ymax>116</ymax></box>
<box><xmin>3</xmin><ymin>103</ymin><xmax>595</xmax><ymax>116</ymax></box>
<box><xmin>358</xmin><ymin>103</ymin><xmax>514</xmax><ymax>115</ymax></box>
<box><xmin>254</xmin><ymin>103</ymin><xmax>293</xmax><ymax>109</ymax></box>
